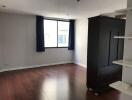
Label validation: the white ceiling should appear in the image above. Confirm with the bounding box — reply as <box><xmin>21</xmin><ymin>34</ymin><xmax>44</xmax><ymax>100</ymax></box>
<box><xmin>0</xmin><ymin>0</ymin><xmax>127</xmax><ymax>19</ymax></box>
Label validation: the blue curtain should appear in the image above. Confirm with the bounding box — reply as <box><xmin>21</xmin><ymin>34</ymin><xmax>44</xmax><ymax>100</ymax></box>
<box><xmin>36</xmin><ymin>16</ymin><xmax>45</xmax><ymax>52</ymax></box>
<box><xmin>68</xmin><ymin>20</ymin><xmax>75</xmax><ymax>50</ymax></box>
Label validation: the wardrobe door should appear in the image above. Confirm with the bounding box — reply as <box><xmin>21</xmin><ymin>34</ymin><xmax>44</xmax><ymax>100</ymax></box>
<box><xmin>87</xmin><ymin>17</ymin><xmax>100</xmax><ymax>68</ymax></box>
<box><xmin>109</xmin><ymin>21</ymin><xmax>125</xmax><ymax>64</ymax></box>
<box><xmin>117</xmin><ymin>22</ymin><xmax>125</xmax><ymax>59</ymax></box>
<box><xmin>98</xmin><ymin>26</ymin><xmax>110</xmax><ymax>67</ymax></box>
<box><xmin>109</xmin><ymin>30</ymin><xmax>118</xmax><ymax>65</ymax></box>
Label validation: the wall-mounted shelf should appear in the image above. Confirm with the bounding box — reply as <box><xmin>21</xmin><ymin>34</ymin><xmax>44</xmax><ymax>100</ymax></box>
<box><xmin>114</xmin><ymin>36</ymin><xmax>132</xmax><ymax>39</ymax></box>
<box><xmin>111</xmin><ymin>7</ymin><xmax>132</xmax><ymax>97</ymax></box>
<box><xmin>113</xmin><ymin>60</ymin><xmax>132</xmax><ymax>68</ymax></box>
<box><xmin>110</xmin><ymin>81</ymin><xmax>132</xmax><ymax>96</ymax></box>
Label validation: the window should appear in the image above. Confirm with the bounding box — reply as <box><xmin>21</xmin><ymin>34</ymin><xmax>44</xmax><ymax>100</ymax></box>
<box><xmin>44</xmin><ymin>19</ymin><xmax>69</xmax><ymax>48</ymax></box>
<box><xmin>44</xmin><ymin>20</ymin><xmax>57</xmax><ymax>47</ymax></box>
<box><xmin>58</xmin><ymin>21</ymin><xmax>69</xmax><ymax>47</ymax></box>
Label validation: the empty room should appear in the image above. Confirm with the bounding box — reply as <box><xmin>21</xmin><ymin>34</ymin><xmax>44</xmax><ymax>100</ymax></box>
<box><xmin>0</xmin><ymin>0</ymin><xmax>132</xmax><ymax>100</ymax></box>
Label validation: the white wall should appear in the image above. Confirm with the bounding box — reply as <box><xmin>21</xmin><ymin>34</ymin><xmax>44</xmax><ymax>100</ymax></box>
<box><xmin>122</xmin><ymin>0</ymin><xmax>132</xmax><ymax>84</ymax></box>
<box><xmin>74</xmin><ymin>18</ymin><xmax>88</xmax><ymax>68</ymax></box>
<box><xmin>0</xmin><ymin>13</ymin><xmax>73</xmax><ymax>71</ymax></box>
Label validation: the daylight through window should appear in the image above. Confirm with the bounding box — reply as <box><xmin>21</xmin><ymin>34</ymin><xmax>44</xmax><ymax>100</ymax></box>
<box><xmin>44</xmin><ymin>19</ymin><xmax>69</xmax><ymax>48</ymax></box>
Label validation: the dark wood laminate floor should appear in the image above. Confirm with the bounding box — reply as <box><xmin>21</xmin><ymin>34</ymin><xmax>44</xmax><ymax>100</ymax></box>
<box><xmin>0</xmin><ymin>63</ymin><xmax>131</xmax><ymax>100</ymax></box>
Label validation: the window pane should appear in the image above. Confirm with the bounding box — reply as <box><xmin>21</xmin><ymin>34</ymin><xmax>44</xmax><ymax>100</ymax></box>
<box><xmin>44</xmin><ymin>20</ymin><xmax>57</xmax><ymax>47</ymax></box>
<box><xmin>58</xmin><ymin>21</ymin><xmax>69</xmax><ymax>47</ymax></box>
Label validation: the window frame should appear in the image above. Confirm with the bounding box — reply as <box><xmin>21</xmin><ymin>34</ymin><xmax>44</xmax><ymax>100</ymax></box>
<box><xmin>44</xmin><ymin>18</ymin><xmax>70</xmax><ymax>48</ymax></box>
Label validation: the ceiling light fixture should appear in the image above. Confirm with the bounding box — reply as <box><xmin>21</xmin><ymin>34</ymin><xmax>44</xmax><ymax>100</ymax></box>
<box><xmin>2</xmin><ymin>5</ymin><xmax>6</xmax><ymax>7</ymax></box>
<box><xmin>76</xmin><ymin>0</ymin><xmax>80</xmax><ymax>2</ymax></box>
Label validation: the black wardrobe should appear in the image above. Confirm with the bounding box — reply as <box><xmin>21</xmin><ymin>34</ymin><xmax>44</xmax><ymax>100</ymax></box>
<box><xmin>87</xmin><ymin>16</ymin><xmax>125</xmax><ymax>94</ymax></box>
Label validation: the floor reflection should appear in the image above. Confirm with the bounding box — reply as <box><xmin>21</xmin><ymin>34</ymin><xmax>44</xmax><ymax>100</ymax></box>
<box><xmin>40</xmin><ymin>75</ymin><xmax>69</xmax><ymax>100</ymax></box>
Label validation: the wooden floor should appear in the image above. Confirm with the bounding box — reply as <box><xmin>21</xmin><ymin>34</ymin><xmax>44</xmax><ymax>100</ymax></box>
<box><xmin>0</xmin><ymin>63</ymin><xmax>131</xmax><ymax>100</ymax></box>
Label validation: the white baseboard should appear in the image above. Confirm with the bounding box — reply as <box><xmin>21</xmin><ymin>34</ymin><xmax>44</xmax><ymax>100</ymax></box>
<box><xmin>0</xmin><ymin>61</ymin><xmax>74</xmax><ymax>73</ymax></box>
<box><xmin>74</xmin><ymin>62</ymin><xmax>87</xmax><ymax>68</ymax></box>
